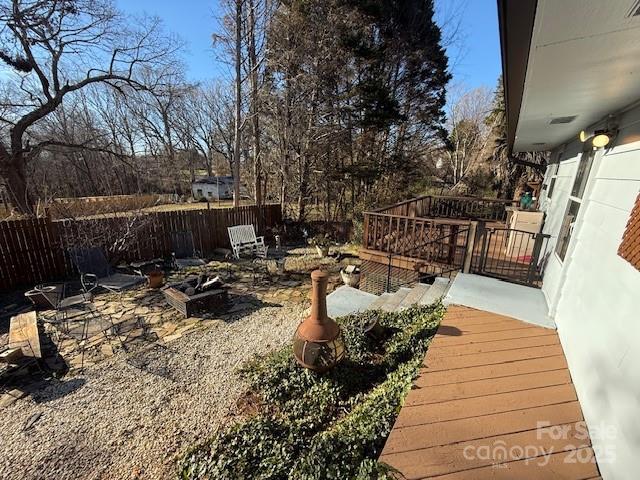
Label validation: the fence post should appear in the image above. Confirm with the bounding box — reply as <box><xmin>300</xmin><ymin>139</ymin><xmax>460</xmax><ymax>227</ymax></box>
<box><xmin>386</xmin><ymin>252</ymin><xmax>392</xmax><ymax>293</ymax></box>
<box><xmin>447</xmin><ymin>224</ymin><xmax>459</xmax><ymax>265</ymax></box>
<box><xmin>526</xmin><ymin>233</ymin><xmax>546</xmax><ymax>284</ymax></box>
<box><xmin>363</xmin><ymin>213</ymin><xmax>369</xmax><ymax>248</ymax></box>
<box><xmin>463</xmin><ymin>221</ymin><xmax>479</xmax><ymax>274</ymax></box>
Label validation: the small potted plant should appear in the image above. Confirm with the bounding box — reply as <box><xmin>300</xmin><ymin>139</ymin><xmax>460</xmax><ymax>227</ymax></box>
<box><xmin>309</xmin><ymin>233</ymin><xmax>331</xmax><ymax>258</ymax></box>
<box><xmin>147</xmin><ymin>268</ymin><xmax>165</xmax><ymax>288</ymax></box>
<box><xmin>340</xmin><ymin>265</ymin><xmax>361</xmax><ymax>287</ymax></box>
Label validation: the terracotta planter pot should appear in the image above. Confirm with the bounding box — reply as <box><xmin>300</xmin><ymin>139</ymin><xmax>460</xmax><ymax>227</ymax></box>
<box><xmin>316</xmin><ymin>245</ymin><xmax>330</xmax><ymax>258</ymax></box>
<box><xmin>147</xmin><ymin>271</ymin><xmax>165</xmax><ymax>288</ymax></box>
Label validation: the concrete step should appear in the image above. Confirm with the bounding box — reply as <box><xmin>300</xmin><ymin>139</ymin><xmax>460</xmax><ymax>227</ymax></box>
<box><xmin>326</xmin><ymin>285</ymin><xmax>378</xmax><ymax>319</ymax></box>
<box><xmin>418</xmin><ymin>277</ymin><xmax>451</xmax><ymax>306</ymax></box>
<box><xmin>398</xmin><ymin>283</ymin><xmax>431</xmax><ymax>310</ymax></box>
<box><xmin>380</xmin><ymin>287</ymin><xmax>412</xmax><ymax>312</ymax></box>
<box><xmin>367</xmin><ymin>292</ymin><xmax>392</xmax><ymax>310</ymax></box>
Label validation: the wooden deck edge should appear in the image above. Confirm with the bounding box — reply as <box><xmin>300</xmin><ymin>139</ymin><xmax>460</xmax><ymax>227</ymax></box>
<box><xmin>378</xmin><ymin>305</ymin><xmax>600</xmax><ymax>479</ymax></box>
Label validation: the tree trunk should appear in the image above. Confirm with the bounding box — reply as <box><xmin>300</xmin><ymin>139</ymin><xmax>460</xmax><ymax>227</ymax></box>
<box><xmin>1</xmin><ymin>151</ymin><xmax>33</xmax><ymax>214</ymax></box>
<box><xmin>206</xmin><ymin>150</ymin><xmax>213</xmax><ymax>177</ymax></box>
<box><xmin>297</xmin><ymin>162</ymin><xmax>308</xmax><ymax>222</ymax></box>
<box><xmin>232</xmin><ymin>0</ymin><xmax>243</xmax><ymax>208</ymax></box>
<box><xmin>281</xmin><ymin>77</ymin><xmax>292</xmax><ymax>215</ymax></box>
<box><xmin>248</xmin><ymin>0</ymin><xmax>262</xmax><ymax>208</ymax></box>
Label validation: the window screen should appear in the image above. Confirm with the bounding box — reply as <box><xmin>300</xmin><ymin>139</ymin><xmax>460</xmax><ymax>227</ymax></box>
<box><xmin>571</xmin><ymin>151</ymin><xmax>594</xmax><ymax>199</ymax></box>
<box><xmin>547</xmin><ymin>164</ymin><xmax>558</xmax><ymax>199</ymax></box>
<box><xmin>556</xmin><ymin>200</ymin><xmax>580</xmax><ymax>261</ymax></box>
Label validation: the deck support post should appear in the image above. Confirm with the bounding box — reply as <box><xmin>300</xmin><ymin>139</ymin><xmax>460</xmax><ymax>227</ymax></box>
<box><xmin>463</xmin><ymin>221</ymin><xmax>479</xmax><ymax>274</ymax></box>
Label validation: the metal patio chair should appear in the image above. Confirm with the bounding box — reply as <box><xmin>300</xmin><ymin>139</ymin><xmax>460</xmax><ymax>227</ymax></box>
<box><xmin>69</xmin><ymin>247</ymin><xmax>145</xmax><ymax>294</ymax></box>
<box><xmin>170</xmin><ymin>231</ymin><xmax>206</xmax><ymax>269</ymax></box>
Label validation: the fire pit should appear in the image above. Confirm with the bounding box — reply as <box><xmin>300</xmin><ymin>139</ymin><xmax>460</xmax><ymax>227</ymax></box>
<box><xmin>162</xmin><ymin>275</ymin><xmax>228</xmax><ymax>317</ymax></box>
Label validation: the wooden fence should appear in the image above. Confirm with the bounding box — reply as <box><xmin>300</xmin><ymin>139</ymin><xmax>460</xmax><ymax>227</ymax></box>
<box><xmin>0</xmin><ymin>204</ymin><xmax>282</xmax><ymax>291</ymax></box>
<box><xmin>0</xmin><ymin>193</ymin><xmax>177</xmax><ymax>220</ymax></box>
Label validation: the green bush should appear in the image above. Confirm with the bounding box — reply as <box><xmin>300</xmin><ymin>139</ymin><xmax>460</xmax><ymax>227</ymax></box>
<box><xmin>178</xmin><ymin>303</ymin><xmax>445</xmax><ymax>480</ymax></box>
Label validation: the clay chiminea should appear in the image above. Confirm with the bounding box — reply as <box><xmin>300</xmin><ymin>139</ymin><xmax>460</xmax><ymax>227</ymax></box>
<box><xmin>293</xmin><ymin>270</ymin><xmax>345</xmax><ymax>372</ymax></box>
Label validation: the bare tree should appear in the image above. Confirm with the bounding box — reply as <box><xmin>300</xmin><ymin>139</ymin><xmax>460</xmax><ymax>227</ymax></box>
<box><xmin>0</xmin><ymin>0</ymin><xmax>179</xmax><ymax>213</ymax></box>
<box><xmin>441</xmin><ymin>85</ymin><xmax>494</xmax><ymax>190</ymax></box>
<box><xmin>180</xmin><ymin>82</ymin><xmax>235</xmax><ymax>177</ymax></box>
<box><xmin>231</xmin><ymin>0</ymin><xmax>244</xmax><ymax>206</ymax></box>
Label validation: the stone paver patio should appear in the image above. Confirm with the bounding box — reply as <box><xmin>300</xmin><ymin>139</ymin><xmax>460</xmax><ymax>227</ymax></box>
<box><xmin>1</xmin><ymin>245</ymin><xmax>360</xmax><ymax>403</ymax></box>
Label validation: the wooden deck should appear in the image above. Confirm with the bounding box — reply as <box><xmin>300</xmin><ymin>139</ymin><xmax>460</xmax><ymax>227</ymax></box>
<box><xmin>380</xmin><ymin>306</ymin><xmax>601</xmax><ymax>479</ymax></box>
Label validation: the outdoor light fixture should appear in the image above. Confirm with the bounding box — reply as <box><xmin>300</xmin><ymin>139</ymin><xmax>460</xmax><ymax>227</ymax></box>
<box><xmin>579</xmin><ymin>116</ymin><xmax>618</xmax><ymax>149</ymax></box>
<box><xmin>592</xmin><ymin>130</ymin><xmax>612</xmax><ymax>148</ymax></box>
<box><xmin>579</xmin><ymin>130</ymin><xmax>589</xmax><ymax>142</ymax></box>
<box><xmin>580</xmin><ymin>128</ymin><xmax>615</xmax><ymax>148</ymax></box>
<box><xmin>293</xmin><ymin>269</ymin><xmax>345</xmax><ymax>372</ymax></box>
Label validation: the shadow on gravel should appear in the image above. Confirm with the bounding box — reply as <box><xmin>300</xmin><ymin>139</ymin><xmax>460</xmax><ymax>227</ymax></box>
<box><xmin>221</xmin><ymin>294</ymin><xmax>283</xmax><ymax>324</ymax></box>
<box><xmin>27</xmin><ymin>377</ymin><xmax>87</xmax><ymax>403</ymax></box>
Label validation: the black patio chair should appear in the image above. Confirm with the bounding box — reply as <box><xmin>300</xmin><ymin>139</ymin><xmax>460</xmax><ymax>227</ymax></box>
<box><xmin>170</xmin><ymin>231</ymin><xmax>206</xmax><ymax>269</ymax></box>
<box><xmin>69</xmin><ymin>247</ymin><xmax>145</xmax><ymax>294</ymax></box>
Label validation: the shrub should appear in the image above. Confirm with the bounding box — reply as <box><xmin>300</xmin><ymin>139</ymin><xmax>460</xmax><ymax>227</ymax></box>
<box><xmin>178</xmin><ymin>303</ymin><xmax>445</xmax><ymax>480</ymax></box>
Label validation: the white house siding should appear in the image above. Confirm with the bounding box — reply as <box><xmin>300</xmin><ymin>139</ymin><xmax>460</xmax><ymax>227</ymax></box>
<box><xmin>191</xmin><ymin>182</ymin><xmax>233</xmax><ymax>201</ymax></box>
<box><xmin>538</xmin><ymin>104</ymin><xmax>640</xmax><ymax>479</ymax></box>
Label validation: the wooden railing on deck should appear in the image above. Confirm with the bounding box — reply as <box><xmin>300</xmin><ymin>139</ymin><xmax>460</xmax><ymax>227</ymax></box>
<box><xmin>362</xmin><ymin>212</ymin><xmax>469</xmax><ymax>266</ymax></box>
<box><xmin>371</xmin><ymin>195</ymin><xmax>517</xmax><ymax>222</ymax></box>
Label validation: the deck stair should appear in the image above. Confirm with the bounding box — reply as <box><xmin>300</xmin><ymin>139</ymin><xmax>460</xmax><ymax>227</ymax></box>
<box><xmin>417</xmin><ymin>277</ymin><xmax>450</xmax><ymax>306</ymax></box>
<box><xmin>380</xmin><ymin>287</ymin><xmax>412</xmax><ymax>311</ymax></box>
<box><xmin>397</xmin><ymin>283</ymin><xmax>430</xmax><ymax>310</ymax></box>
<box><xmin>367</xmin><ymin>292</ymin><xmax>393</xmax><ymax>311</ymax></box>
<box><xmin>326</xmin><ymin>278</ymin><xmax>451</xmax><ymax>318</ymax></box>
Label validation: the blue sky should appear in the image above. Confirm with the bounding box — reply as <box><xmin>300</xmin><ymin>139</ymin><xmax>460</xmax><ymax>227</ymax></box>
<box><xmin>116</xmin><ymin>0</ymin><xmax>501</xmax><ymax>92</ymax></box>
<box><xmin>442</xmin><ymin>0</ymin><xmax>502</xmax><ymax>91</ymax></box>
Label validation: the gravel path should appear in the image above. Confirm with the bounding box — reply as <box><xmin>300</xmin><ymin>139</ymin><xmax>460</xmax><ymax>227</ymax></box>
<box><xmin>0</xmin><ymin>303</ymin><xmax>305</xmax><ymax>480</ymax></box>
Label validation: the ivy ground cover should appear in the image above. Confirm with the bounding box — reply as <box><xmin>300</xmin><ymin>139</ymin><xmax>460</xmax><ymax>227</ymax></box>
<box><xmin>178</xmin><ymin>303</ymin><xmax>445</xmax><ymax>480</ymax></box>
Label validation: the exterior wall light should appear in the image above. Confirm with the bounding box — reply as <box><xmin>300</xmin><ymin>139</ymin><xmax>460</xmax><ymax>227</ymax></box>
<box><xmin>592</xmin><ymin>130</ymin><xmax>611</xmax><ymax>148</ymax></box>
<box><xmin>580</xmin><ymin>116</ymin><xmax>618</xmax><ymax>149</ymax></box>
<box><xmin>579</xmin><ymin>129</ymin><xmax>615</xmax><ymax>148</ymax></box>
<box><xmin>579</xmin><ymin>130</ymin><xmax>589</xmax><ymax>142</ymax></box>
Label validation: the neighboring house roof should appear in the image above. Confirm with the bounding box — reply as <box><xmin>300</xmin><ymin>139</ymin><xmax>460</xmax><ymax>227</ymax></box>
<box><xmin>192</xmin><ymin>176</ymin><xmax>234</xmax><ymax>185</ymax></box>
<box><xmin>498</xmin><ymin>0</ymin><xmax>640</xmax><ymax>153</ymax></box>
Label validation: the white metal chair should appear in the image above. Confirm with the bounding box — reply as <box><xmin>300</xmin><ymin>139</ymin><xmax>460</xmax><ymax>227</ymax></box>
<box><xmin>227</xmin><ymin>225</ymin><xmax>268</xmax><ymax>259</ymax></box>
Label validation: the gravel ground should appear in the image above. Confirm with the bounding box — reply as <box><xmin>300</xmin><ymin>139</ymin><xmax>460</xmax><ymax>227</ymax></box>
<box><xmin>0</xmin><ymin>303</ymin><xmax>306</xmax><ymax>480</ymax></box>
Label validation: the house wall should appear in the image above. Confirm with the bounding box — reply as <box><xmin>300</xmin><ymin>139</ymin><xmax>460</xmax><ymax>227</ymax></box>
<box><xmin>191</xmin><ymin>182</ymin><xmax>233</xmax><ymax>201</ymax></box>
<box><xmin>538</xmin><ymin>104</ymin><xmax>640</xmax><ymax>479</ymax></box>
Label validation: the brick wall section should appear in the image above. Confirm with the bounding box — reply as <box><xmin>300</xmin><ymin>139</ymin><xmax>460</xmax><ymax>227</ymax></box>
<box><xmin>618</xmin><ymin>192</ymin><xmax>640</xmax><ymax>271</ymax></box>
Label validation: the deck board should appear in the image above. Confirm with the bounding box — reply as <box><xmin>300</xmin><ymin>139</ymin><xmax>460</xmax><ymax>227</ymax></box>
<box><xmin>380</xmin><ymin>306</ymin><xmax>600</xmax><ymax>479</ymax></box>
<box><xmin>429</xmin><ymin>334</ymin><xmax>560</xmax><ymax>356</ymax></box>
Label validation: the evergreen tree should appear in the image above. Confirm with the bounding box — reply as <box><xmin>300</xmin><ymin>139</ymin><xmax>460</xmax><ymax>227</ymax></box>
<box><xmin>486</xmin><ymin>76</ymin><xmax>546</xmax><ymax>198</ymax></box>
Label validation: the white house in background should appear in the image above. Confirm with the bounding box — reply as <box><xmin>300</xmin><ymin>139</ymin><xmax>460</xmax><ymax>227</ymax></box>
<box><xmin>499</xmin><ymin>1</ymin><xmax>640</xmax><ymax>477</ymax></box>
<box><xmin>191</xmin><ymin>176</ymin><xmax>234</xmax><ymax>201</ymax></box>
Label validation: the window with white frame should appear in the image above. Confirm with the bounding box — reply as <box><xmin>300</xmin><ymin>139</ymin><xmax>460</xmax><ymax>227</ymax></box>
<box><xmin>555</xmin><ymin>150</ymin><xmax>595</xmax><ymax>261</ymax></box>
<box><xmin>546</xmin><ymin>163</ymin><xmax>559</xmax><ymax>199</ymax></box>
